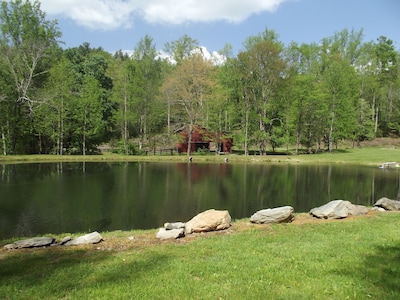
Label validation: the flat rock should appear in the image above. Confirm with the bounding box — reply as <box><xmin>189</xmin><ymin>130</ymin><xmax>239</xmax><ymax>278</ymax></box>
<box><xmin>310</xmin><ymin>200</ymin><xmax>368</xmax><ymax>219</ymax></box>
<box><xmin>156</xmin><ymin>228</ymin><xmax>185</xmax><ymax>240</ymax></box>
<box><xmin>4</xmin><ymin>237</ymin><xmax>55</xmax><ymax>249</ymax></box>
<box><xmin>164</xmin><ymin>222</ymin><xmax>185</xmax><ymax>230</ymax></box>
<box><xmin>185</xmin><ymin>209</ymin><xmax>231</xmax><ymax>234</ymax></box>
<box><xmin>250</xmin><ymin>206</ymin><xmax>295</xmax><ymax>224</ymax></box>
<box><xmin>64</xmin><ymin>231</ymin><xmax>103</xmax><ymax>246</ymax></box>
<box><xmin>60</xmin><ymin>236</ymin><xmax>72</xmax><ymax>245</ymax></box>
<box><xmin>374</xmin><ymin>197</ymin><xmax>400</xmax><ymax>211</ymax></box>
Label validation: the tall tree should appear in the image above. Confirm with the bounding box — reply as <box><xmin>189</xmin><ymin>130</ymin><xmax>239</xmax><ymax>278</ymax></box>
<box><xmin>164</xmin><ymin>34</ymin><xmax>199</xmax><ymax>64</ymax></box>
<box><xmin>241</xmin><ymin>29</ymin><xmax>287</xmax><ymax>154</ymax></box>
<box><xmin>73</xmin><ymin>75</ymin><xmax>103</xmax><ymax>155</ymax></box>
<box><xmin>0</xmin><ymin>0</ymin><xmax>61</xmax><ymax>153</ymax></box>
<box><xmin>0</xmin><ymin>58</ymin><xmax>13</xmax><ymax>155</ymax></box>
<box><xmin>373</xmin><ymin>36</ymin><xmax>399</xmax><ymax>136</ymax></box>
<box><xmin>161</xmin><ymin>53</ymin><xmax>216</xmax><ymax>156</ymax></box>
<box><xmin>108</xmin><ymin>56</ymin><xmax>134</xmax><ymax>154</ymax></box>
<box><xmin>320</xmin><ymin>50</ymin><xmax>359</xmax><ymax>152</ymax></box>
<box><xmin>132</xmin><ymin>35</ymin><xmax>163</xmax><ymax>150</ymax></box>
<box><xmin>64</xmin><ymin>43</ymin><xmax>116</xmax><ymax>151</ymax></box>
<box><xmin>36</xmin><ymin>56</ymin><xmax>75</xmax><ymax>154</ymax></box>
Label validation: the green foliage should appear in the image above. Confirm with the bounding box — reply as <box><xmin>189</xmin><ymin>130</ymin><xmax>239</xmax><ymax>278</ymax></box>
<box><xmin>0</xmin><ymin>16</ymin><xmax>399</xmax><ymax>155</ymax></box>
<box><xmin>164</xmin><ymin>33</ymin><xmax>199</xmax><ymax>64</ymax></box>
<box><xmin>110</xmin><ymin>139</ymin><xmax>138</xmax><ymax>155</ymax></box>
<box><xmin>0</xmin><ymin>0</ymin><xmax>61</xmax><ymax>153</ymax></box>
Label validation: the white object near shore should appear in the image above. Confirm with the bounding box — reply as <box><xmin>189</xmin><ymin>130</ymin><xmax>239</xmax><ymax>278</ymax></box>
<box><xmin>379</xmin><ymin>162</ymin><xmax>400</xmax><ymax>168</ymax></box>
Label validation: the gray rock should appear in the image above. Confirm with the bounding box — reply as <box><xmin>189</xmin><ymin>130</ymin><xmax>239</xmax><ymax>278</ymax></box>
<box><xmin>60</xmin><ymin>236</ymin><xmax>72</xmax><ymax>245</ymax></box>
<box><xmin>250</xmin><ymin>206</ymin><xmax>295</xmax><ymax>224</ymax></box>
<box><xmin>310</xmin><ymin>200</ymin><xmax>368</xmax><ymax>219</ymax></box>
<box><xmin>374</xmin><ymin>197</ymin><xmax>400</xmax><ymax>211</ymax></box>
<box><xmin>371</xmin><ymin>206</ymin><xmax>386</xmax><ymax>212</ymax></box>
<box><xmin>4</xmin><ymin>237</ymin><xmax>55</xmax><ymax>249</ymax></box>
<box><xmin>64</xmin><ymin>231</ymin><xmax>103</xmax><ymax>246</ymax></box>
<box><xmin>156</xmin><ymin>228</ymin><xmax>185</xmax><ymax>240</ymax></box>
<box><xmin>185</xmin><ymin>209</ymin><xmax>231</xmax><ymax>234</ymax></box>
<box><xmin>347</xmin><ymin>203</ymin><xmax>369</xmax><ymax>216</ymax></box>
<box><xmin>164</xmin><ymin>222</ymin><xmax>185</xmax><ymax>230</ymax></box>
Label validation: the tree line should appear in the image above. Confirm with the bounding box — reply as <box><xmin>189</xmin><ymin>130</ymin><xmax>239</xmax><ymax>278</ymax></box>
<box><xmin>0</xmin><ymin>0</ymin><xmax>398</xmax><ymax>156</ymax></box>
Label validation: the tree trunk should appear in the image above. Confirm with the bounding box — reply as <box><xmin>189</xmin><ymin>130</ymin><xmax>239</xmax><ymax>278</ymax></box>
<box><xmin>374</xmin><ymin>105</ymin><xmax>379</xmax><ymax>137</ymax></box>
<box><xmin>244</xmin><ymin>108</ymin><xmax>249</xmax><ymax>156</ymax></box>
<box><xmin>328</xmin><ymin>102</ymin><xmax>335</xmax><ymax>153</ymax></box>
<box><xmin>167</xmin><ymin>98</ymin><xmax>171</xmax><ymax>137</ymax></box>
<box><xmin>187</xmin><ymin>120</ymin><xmax>193</xmax><ymax>157</ymax></box>
<box><xmin>123</xmin><ymin>93</ymin><xmax>129</xmax><ymax>155</ymax></box>
<box><xmin>328</xmin><ymin>117</ymin><xmax>334</xmax><ymax>153</ymax></box>
<box><xmin>60</xmin><ymin>106</ymin><xmax>64</xmax><ymax>155</ymax></box>
<box><xmin>1</xmin><ymin>128</ymin><xmax>6</xmax><ymax>155</ymax></box>
<box><xmin>83</xmin><ymin>108</ymin><xmax>87</xmax><ymax>156</ymax></box>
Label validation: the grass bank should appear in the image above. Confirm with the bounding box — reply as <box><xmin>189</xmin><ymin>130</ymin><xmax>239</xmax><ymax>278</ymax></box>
<box><xmin>1</xmin><ymin>212</ymin><xmax>400</xmax><ymax>299</ymax></box>
<box><xmin>0</xmin><ymin>146</ymin><xmax>399</xmax><ymax>166</ymax></box>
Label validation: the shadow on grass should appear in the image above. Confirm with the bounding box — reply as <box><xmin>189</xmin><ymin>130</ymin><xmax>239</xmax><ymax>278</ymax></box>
<box><xmin>0</xmin><ymin>246</ymin><xmax>171</xmax><ymax>297</ymax></box>
<box><xmin>336</xmin><ymin>244</ymin><xmax>400</xmax><ymax>298</ymax></box>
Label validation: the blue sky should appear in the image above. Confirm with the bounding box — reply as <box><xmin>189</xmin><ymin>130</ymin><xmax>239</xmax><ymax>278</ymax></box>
<box><xmin>40</xmin><ymin>0</ymin><xmax>400</xmax><ymax>55</ymax></box>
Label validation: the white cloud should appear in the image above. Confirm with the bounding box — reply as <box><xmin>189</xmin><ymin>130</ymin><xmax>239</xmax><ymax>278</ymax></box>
<box><xmin>40</xmin><ymin>0</ymin><xmax>136</xmax><ymax>30</ymax></box>
<box><xmin>121</xmin><ymin>46</ymin><xmax>226</xmax><ymax>66</ymax></box>
<box><xmin>40</xmin><ymin>0</ymin><xmax>287</xmax><ymax>30</ymax></box>
<box><xmin>191</xmin><ymin>46</ymin><xmax>226</xmax><ymax>65</ymax></box>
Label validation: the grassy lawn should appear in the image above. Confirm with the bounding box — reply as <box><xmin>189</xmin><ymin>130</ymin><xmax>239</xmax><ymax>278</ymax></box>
<box><xmin>0</xmin><ymin>145</ymin><xmax>399</xmax><ymax>166</ymax></box>
<box><xmin>1</xmin><ymin>144</ymin><xmax>400</xmax><ymax>299</ymax></box>
<box><xmin>1</xmin><ymin>212</ymin><xmax>400</xmax><ymax>299</ymax></box>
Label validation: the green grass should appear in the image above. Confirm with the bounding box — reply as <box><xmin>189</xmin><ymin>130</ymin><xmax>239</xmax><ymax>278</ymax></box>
<box><xmin>1</xmin><ymin>213</ymin><xmax>400</xmax><ymax>299</ymax></box>
<box><xmin>0</xmin><ymin>146</ymin><xmax>399</xmax><ymax>166</ymax></box>
<box><xmin>1</xmin><ymin>145</ymin><xmax>400</xmax><ymax>299</ymax></box>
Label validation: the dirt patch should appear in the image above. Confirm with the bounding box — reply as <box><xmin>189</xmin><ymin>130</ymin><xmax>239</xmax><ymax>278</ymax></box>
<box><xmin>0</xmin><ymin>210</ymin><xmax>383</xmax><ymax>256</ymax></box>
<box><xmin>360</xmin><ymin>137</ymin><xmax>400</xmax><ymax>148</ymax></box>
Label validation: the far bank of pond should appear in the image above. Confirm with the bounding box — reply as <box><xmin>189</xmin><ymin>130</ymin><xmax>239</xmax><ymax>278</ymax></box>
<box><xmin>0</xmin><ymin>145</ymin><xmax>399</xmax><ymax>165</ymax></box>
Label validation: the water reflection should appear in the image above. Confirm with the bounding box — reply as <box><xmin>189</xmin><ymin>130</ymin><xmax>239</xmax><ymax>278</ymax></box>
<box><xmin>0</xmin><ymin>162</ymin><xmax>399</xmax><ymax>239</ymax></box>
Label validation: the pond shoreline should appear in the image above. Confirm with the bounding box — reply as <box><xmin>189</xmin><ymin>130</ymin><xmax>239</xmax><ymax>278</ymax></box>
<box><xmin>0</xmin><ymin>146</ymin><xmax>398</xmax><ymax>166</ymax></box>
<box><xmin>0</xmin><ymin>211</ymin><xmax>382</xmax><ymax>251</ymax></box>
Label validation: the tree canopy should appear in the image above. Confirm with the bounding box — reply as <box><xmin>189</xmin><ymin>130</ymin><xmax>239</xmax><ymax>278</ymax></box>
<box><xmin>0</xmin><ymin>1</ymin><xmax>399</xmax><ymax>155</ymax></box>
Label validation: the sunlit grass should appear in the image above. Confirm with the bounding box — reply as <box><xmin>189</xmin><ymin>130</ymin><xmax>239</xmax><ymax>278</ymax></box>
<box><xmin>0</xmin><ymin>146</ymin><xmax>399</xmax><ymax>166</ymax></box>
<box><xmin>1</xmin><ymin>213</ymin><xmax>400</xmax><ymax>299</ymax></box>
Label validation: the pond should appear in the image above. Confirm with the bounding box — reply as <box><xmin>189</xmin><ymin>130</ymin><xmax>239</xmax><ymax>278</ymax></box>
<box><xmin>0</xmin><ymin>161</ymin><xmax>399</xmax><ymax>239</ymax></box>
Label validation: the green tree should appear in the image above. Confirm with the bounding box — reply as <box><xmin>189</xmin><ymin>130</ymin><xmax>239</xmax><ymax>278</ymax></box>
<box><xmin>108</xmin><ymin>56</ymin><xmax>134</xmax><ymax>154</ymax></box>
<box><xmin>241</xmin><ymin>29</ymin><xmax>287</xmax><ymax>154</ymax></box>
<box><xmin>372</xmin><ymin>36</ymin><xmax>399</xmax><ymax>136</ymax></box>
<box><xmin>0</xmin><ymin>0</ymin><xmax>61</xmax><ymax>153</ymax></box>
<box><xmin>234</xmin><ymin>52</ymin><xmax>257</xmax><ymax>155</ymax></box>
<box><xmin>64</xmin><ymin>43</ymin><xmax>116</xmax><ymax>150</ymax></box>
<box><xmin>164</xmin><ymin>34</ymin><xmax>199</xmax><ymax>64</ymax></box>
<box><xmin>36</xmin><ymin>56</ymin><xmax>75</xmax><ymax>154</ymax></box>
<box><xmin>132</xmin><ymin>35</ymin><xmax>164</xmax><ymax>150</ymax></box>
<box><xmin>285</xmin><ymin>42</ymin><xmax>326</xmax><ymax>153</ymax></box>
<box><xmin>0</xmin><ymin>58</ymin><xmax>13</xmax><ymax>155</ymax></box>
<box><xmin>73</xmin><ymin>75</ymin><xmax>103</xmax><ymax>155</ymax></box>
<box><xmin>321</xmin><ymin>52</ymin><xmax>358</xmax><ymax>152</ymax></box>
<box><xmin>161</xmin><ymin>53</ymin><xmax>216</xmax><ymax>156</ymax></box>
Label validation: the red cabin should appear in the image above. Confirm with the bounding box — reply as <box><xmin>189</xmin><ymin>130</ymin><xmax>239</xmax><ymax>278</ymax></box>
<box><xmin>176</xmin><ymin>126</ymin><xmax>233</xmax><ymax>154</ymax></box>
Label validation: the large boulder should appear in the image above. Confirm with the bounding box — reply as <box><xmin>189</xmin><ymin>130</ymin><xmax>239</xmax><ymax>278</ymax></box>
<box><xmin>374</xmin><ymin>197</ymin><xmax>400</xmax><ymax>211</ymax></box>
<box><xmin>4</xmin><ymin>237</ymin><xmax>55</xmax><ymax>249</ymax></box>
<box><xmin>64</xmin><ymin>231</ymin><xmax>103</xmax><ymax>246</ymax></box>
<box><xmin>310</xmin><ymin>200</ymin><xmax>368</xmax><ymax>219</ymax></box>
<box><xmin>185</xmin><ymin>209</ymin><xmax>231</xmax><ymax>234</ymax></box>
<box><xmin>250</xmin><ymin>206</ymin><xmax>295</xmax><ymax>224</ymax></box>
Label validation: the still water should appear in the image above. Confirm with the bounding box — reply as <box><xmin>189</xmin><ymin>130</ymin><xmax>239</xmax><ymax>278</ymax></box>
<box><xmin>0</xmin><ymin>161</ymin><xmax>399</xmax><ymax>239</ymax></box>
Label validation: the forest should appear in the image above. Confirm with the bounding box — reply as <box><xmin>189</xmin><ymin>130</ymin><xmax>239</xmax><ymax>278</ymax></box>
<box><xmin>0</xmin><ymin>0</ymin><xmax>399</xmax><ymax>156</ymax></box>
